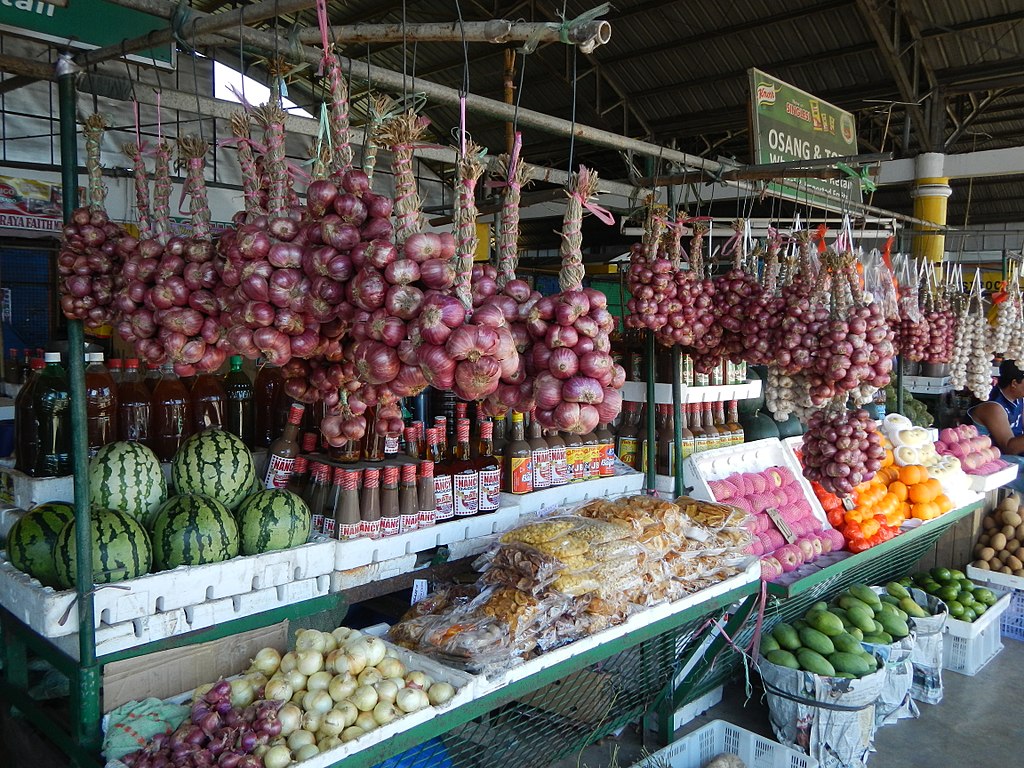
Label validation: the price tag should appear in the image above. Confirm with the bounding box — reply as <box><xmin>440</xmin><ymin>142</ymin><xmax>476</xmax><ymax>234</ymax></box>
<box><xmin>765</xmin><ymin>507</ymin><xmax>797</xmax><ymax>544</ymax></box>
<box><xmin>842</xmin><ymin>496</ymin><xmax>857</xmax><ymax>511</ymax></box>
<box><xmin>411</xmin><ymin>578</ymin><xmax>429</xmax><ymax>605</ymax></box>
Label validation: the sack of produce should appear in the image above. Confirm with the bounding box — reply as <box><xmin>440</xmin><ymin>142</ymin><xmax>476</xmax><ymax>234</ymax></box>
<box><xmin>759</xmin><ymin>652</ymin><xmax>886</xmax><ymax>768</ymax></box>
<box><xmin>905</xmin><ymin>587</ymin><xmax>949</xmax><ymax>705</ymax></box>
<box><xmin>865</xmin><ymin>585</ymin><xmax>919</xmax><ymax>726</ymax></box>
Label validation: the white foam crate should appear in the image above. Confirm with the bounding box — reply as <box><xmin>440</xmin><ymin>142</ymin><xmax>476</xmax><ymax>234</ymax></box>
<box><xmin>499</xmin><ymin>470</ymin><xmax>644</xmax><ymax>517</ymax></box>
<box><xmin>967</xmin><ymin>463</ymin><xmax>1018</xmax><ymax>493</ymax></box>
<box><xmin>631</xmin><ymin>719</ymin><xmax>817</xmax><ymax>768</ymax></box>
<box><xmin>0</xmin><ymin>539</ymin><xmax>334</xmax><ymax>638</ymax></box>
<box><xmin>620</xmin><ymin>379</ymin><xmax>762</xmax><ymax>405</ymax></box>
<box><xmin>683</xmin><ymin>438</ymin><xmax>828</xmax><ymax>527</ymax></box>
<box><xmin>481</xmin><ymin>558</ymin><xmax>760</xmax><ymax>689</ymax></box>
<box><xmin>903</xmin><ymin>375</ymin><xmax>953</xmax><ymax>395</ymax></box>
<box><xmin>0</xmin><ymin>467</ymin><xmax>74</xmax><ymax>508</ymax></box>
<box><xmin>333</xmin><ymin>502</ymin><xmax>522</xmax><ymax>570</ymax></box>
<box><xmin>330</xmin><ymin>553</ymin><xmax>420</xmax><ymax>592</ymax></box>
<box><xmin>941</xmin><ymin>588</ymin><xmax>1011</xmax><ymax>676</ymax></box>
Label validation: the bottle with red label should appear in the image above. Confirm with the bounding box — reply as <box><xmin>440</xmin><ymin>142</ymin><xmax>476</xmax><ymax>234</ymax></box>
<box><xmin>527</xmin><ymin>413</ymin><xmax>551</xmax><ymax>489</ymax></box>
<box><xmin>546</xmin><ymin>429</ymin><xmax>569</xmax><ymax>487</ymax></box>
<box><xmin>399</xmin><ymin>463</ymin><xmax>420</xmax><ymax>533</ymax></box>
<box><xmin>476</xmin><ymin>420</ymin><xmax>501</xmax><ymax>514</ymax></box>
<box><xmin>380</xmin><ymin>465</ymin><xmax>401</xmax><ymax>537</ymax></box>
<box><xmin>262</xmin><ymin>402</ymin><xmax>305</xmax><ymax>489</ymax></box>
<box><xmin>503</xmin><ymin>412</ymin><xmax>533</xmax><ymax>494</ymax></box>
<box><xmin>320</xmin><ymin>465</ymin><xmax>344</xmax><ymax>539</ymax></box>
<box><xmin>427</xmin><ymin>427</ymin><xmax>454</xmax><ymax>522</ymax></box>
<box><xmin>417</xmin><ymin>460</ymin><xmax>437</xmax><ymax>528</ymax></box>
<box><xmin>433</xmin><ymin>415</ymin><xmax>448</xmax><ymax>460</ymax></box>
<box><xmin>360</xmin><ymin>466</ymin><xmax>382</xmax><ymax>539</ymax></box>
<box><xmin>305</xmin><ymin>461</ymin><xmax>331</xmax><ymax>534</ymax></box>
<box><xmin>335</xmin><ymin>468</ymin><xmax>362</xmax><ymax>540</ymax></box>
<box><xmin>595</xmin><ymin>422</ymin><xmax>616</xmax><ymax>477</ymax></box>
<box><xmin>451</xmin><ymin>418</ymin><xmax>479</xmax><ymax>517</ymax></box>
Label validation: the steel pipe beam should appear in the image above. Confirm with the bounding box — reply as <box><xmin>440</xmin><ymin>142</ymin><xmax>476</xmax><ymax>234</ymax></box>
<box><xmin>295</xmin><ymin>20</ymin><xmax>612</xmax><ymax>53</ymax></box>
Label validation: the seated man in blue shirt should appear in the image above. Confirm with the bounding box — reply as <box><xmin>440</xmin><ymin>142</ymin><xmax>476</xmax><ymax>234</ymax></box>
<box><xmin>970</xmin><ymin>359</ymin><xmax>1024</xmax><ymax>491</ymax></box>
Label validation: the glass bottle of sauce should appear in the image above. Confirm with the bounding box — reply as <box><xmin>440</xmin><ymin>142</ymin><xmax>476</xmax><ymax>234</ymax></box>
<box><xmin>527</xmin><ymin>414</ymin><xmax>551</xmax><ymax>490</ymax></box>
<box><xmin>679</xmin><ymin>404</ymin><xmax>696</xmax><ymax>463</ymax></box>
<box><xmin>363</xmin><ymin>409</ymin><xmax>385</xmax><ymax>462</ymax></box>
<box><xmin>476</xmin><ymin>420</ymin><xmax>501</xmax><ymax>515</ymax></box>
<box><xmin>151</xmin><ymin>364</ymin><xmax>193</xmax><ymax>462</ymax></box>
<box><xmin>320</xmin><ymin>466</ymin><xmax>343</xmax><ymax>539</ymax></box>
<box><xmin>224</xmin><ymin>355</ymin><xmax>254</xmax><ymax>447</ymax></box>
<box><xmin>359</xmin><ymin>466</ymin><xmax>382</xmax><ymax>539</ymax></box>
<box><xmin>640</xmin><ymin>405</ymin><xmax>665</xmax><ymax>476</ymax></box>
<box><xmin>399</xmin><ymin>463</ymin><xmax>420</xmax><ymax>533</ymax></box>
<box><xmin>428</xmin><ymin>427</ymin><xmax>454</xmax><ymax>523</ymax></box>
<box><xmin>433</xmin><ymin>415</ymin><xmax>448</xmax><ymax>460</ymax></box>
<box><xmin>262</xmin><ymin>402</ymin><xmax>305</xmax><ymax>489</ymax></box>
<box><xmin>562</xmin><ymin>430</ymin><xmax>584</xmax><ymax>482</ymax></box>
<box><xmin>451</xmin><ymin>418</ymin><xmax>479</xmax><ymax>518</ymax></box>
<box><xmin>253</xmin><ymin>361</ymin><xmax>284</xmax><ymax>448</ymax></box>
<box><xmin>335</xmin><ymin>468</ymin><xmax>362</xmax><ymax>540</ymax></box>
<box><xmin>304</xmin><ymin>461</ymin><xmax>330</xmax><ymax>533</ymax></box>
<box><xmin>581</xmin><ymin>428</ymin><xmax>600</xmax><ymax>480</ymax></box>
<box><xmin>117</xmin><ymin>358</ymin><xmax>151</xmax><ymax>445</ymax></box>
<box><xmin>190</xmin><ymin>372</ymin><xmax>227</xmax><ymax>433</ymax></box>
<box><xmin>714</xmin><ymin>400</ymin><xmax>730</xmax><ymax>447</ymax></box>
<box><xmin>503</xmin><ymin>412</ymin><xmax>533</xmax><ymax>494</ymax></box>
<box><xmin>107</xmin><ymin>357</ymin><xmax>123</xmax><ymax>385</ymax></box>
<box><xmin>615</xmin><ymin>401</ymin><xmax>640</xmax><ymax>469</ymax></box>
<box><xmin>380</xmin><ymin>465</ymin><xmax>401</xmax><ymax>537</ymax></box>
<box><xmin>404</xmin><ymin>425</ymin><xmax>422</xmax><ymax>460</ymax></box>
<box><xmin>546</xmin><ymin>429</ymin><xmax>569</xmax><ymax>487</ymax></box>
<box><xmin>595</xmin><ymin>422</ymin><xmax>615</xmax><ymax>477</ymax></box>
<box><xmin>14</xmin><ymin>357</ymin><xmax>44</xmax><ymax>474</ymax></box>
<box><xmin>33</xmin><ymin>352</ymin><xmax>71</xmax><ymax>477</ymax></box>
<box><xmin>655</xmin><ymin>405</ymin><xmax>675</xmax><ymax>477</ymax></box>
<box><xmin>702</xmin><ymin>401</ymin><xmax>721</xmax><ymax>452</ymax></box>
<box><xmin>689</xmin><ymin>403</ymin><xmax>708</xmax><ymax>453</ymax></box>
<box><xmin>417</xmin><ymin>460</ymin><xmax>437</xmax><ymax>528</ymax></box>
<box><xmin>492</xmin><ymin>415</ymin><xmax>507</xmax><ymax>468</ymax></box>
<box><xmin>287</xmin><ymin>455</ymin><xmax>310</xmax><ymax>498</ymax></box>
<box><xmin>85</xmin><ymin>351</ymin><xmax>117</xmax><ymax>457</ymax></box>
<box><xmin>727</xmin><ymin>400</ymin><xmax>745</xmax><ymax>446</ymax></box>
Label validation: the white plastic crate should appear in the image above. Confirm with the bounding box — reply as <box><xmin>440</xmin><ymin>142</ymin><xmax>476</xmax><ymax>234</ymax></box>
<box><xmin>966</xmin><ymin>566</ymin><xmax>1024</xmax><ymax>642</ymax></box>
<box><xmin>631</xmin><ymin>719</ymin><xmax>817</xmax><ymax>768</ymax></box>
<box><xmin>967</xmin><ymin>463</ymin><xmax>1019</xmax><ymax>493</ymax></box>
<box><xmin>941</xmin><ymin>588</ymin><xmax>1011</xmax><ymax>675</ymax></box>
<box><xmin>333</xmin><ymin>501</ymin><xmax>522</xmax><ymax>570</ymax></box>
<box><xmin>497</xmin><ymin>470</ymin><xmax>644</xmax><ymax>517</ymax></box>
<box><xmin>0</xmin><ymin>539</ymin><xmax>334</xmax><ymax>641</ymax></box>
<box><xmin>683</xmin><ymin>438</ymin><xmax>828</xmax><ymax>528</ymax></box>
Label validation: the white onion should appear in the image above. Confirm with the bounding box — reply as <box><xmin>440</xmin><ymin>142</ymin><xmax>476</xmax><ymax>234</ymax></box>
<box><xmin>301</xmin><ymin>709</ymin><xmax>322</xmax><ymax>733</ymax></box>
<box><xmin>279</xmin><ymin>651</ymin><xmax>298</xmax><ymax>674</ymax></box>
<box><xmin>285</xmin><ymin>670</ymin><xmax>308</xmax><ymax>692</ymax></box>
<box><xmin>318</xmin><ymin>708</ymin><xmax>348</xmax><ymax>738</ymax></box>
<box><xmin>355</xmin><ymin>711</ymin><xmax>378</xmax><ymax>732</ymax></box>
<box><xmin>296</xmin><ymin>650</ymin><xmax>325</xmax><ymax>677</ymax></box>
<box><xmin>192</xmin><ymin>682</ymin><xmax>214</xmax><ymax>703</ymax></box>
<box><xmin>334</xmin><ymin>700</ymin><xmax>359</xmax><ymax>728</ymax></box>
<box><xmin>363</xmin><ymin>636</ymin><xmax>387</xmax><ymax>667</ymax></box>
<box><xmin>250</xmin><ymin>646</ymin><xmax>283</xmax><ymax>676</ymax></box>
<box><xmin>263</xmin><ymin>744</ymin><xmax>293</xmax><ymax>768</ymax></box>
<box><xmin>324</xmin><ymin>649</ymin><xmax>347</xmax><ymax>674</ymax></box>
<box><xmin>328</xmin><ymin>673</ymin><xmax>358</xmax><ymax>703</ymax></box>
<box><xmin>341</xmin><ymin>725</ymin><xmax>364</xmax><ymax>743</ymax></box>
<box><xmin>372</xmin><ymin>700</ymin><xmax>399</xmax><ymax>726</ymax></box>
<box><xmin>318</xmin><ymin>735</ymin><xmax>342</xmax><ymax>750</ymax></box>
<box><xmin>305</xmin><ymin>689</ymin><xmax>334</xmax><ymax>715</ymax></box>
<box><xmin>277</xmin><ymin>702</ymin><xmax>303</xmax><ymax>736</ymax></box>
<box><xmin>374</xmin><ymin>679</ymin><xmax>399</xmax><ymax>704</ymax></box>
<box><xmin>295</xmin><ymin>629</ymin><xmax>328</xmax><ymax>654</ymax></box>
<box><xmin>404</xmin><ymin>671</ymin><xmax>431</xmax><ymax>690</ymax></box>
<box><xmin>357</xmin><ymin>667</ymin><xmax>383</xmax><ymax>687</ymax></box>
<box><xmin>229</xmin><ymin>678</ymin><xmax>256</xmax><ymax>708</ymax></box>
<box><xmin>287</xmin><ymin>729</ymin><xmax>316</xmax><ymax>751</ymax></box>
<box><xmin>306</xmin><ymin>670</ymin><xmax>333</xmax><ymax>692</ymax></box>
<box><xmin>396</xmin><ymin>686</ymin><xmax>428</xmax><ymax>713</ymax></box>
<box><xmin>351</xmin><ymin>684</ymin><xmax>379</xmax><ymax>712</ymax></box>
<box><xmin>244</xmin><ymin>671</ymin><xmax>268</xmax><ymax>688</ymax></box>
<box><xmin>295</xmin><ymin>743</ymin><xmax>320</xmax><ymax>761</ymax></box>
<box><xmin>321</xmin><ymin>633</ymin><xmax>338</xmax><ymax>654</ymax></box>
<box><xmin>428</xmin><ymin>682</ymin><xmax>456</xmax><ymax>706</ymax></box>
<box><xmin>387</xmin><ymin>676</ymin><xmax>406</xmax><ymax>690</ymax></box>
<box><xmin>264</xmin><ymin>678</ymin><xmax>294</xmax><ymax>702</ymax></box>
<box><xmin>374</xmin><ymin>657</ymin><xmax>406</xmax><ymax>680</ymax></box>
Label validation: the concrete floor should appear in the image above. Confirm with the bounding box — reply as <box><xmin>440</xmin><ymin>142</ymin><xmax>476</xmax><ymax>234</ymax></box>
<box><xmin>558</xmin><ymin>639</ymin><xmax>1024</xmax><ymax>767</ymax></box>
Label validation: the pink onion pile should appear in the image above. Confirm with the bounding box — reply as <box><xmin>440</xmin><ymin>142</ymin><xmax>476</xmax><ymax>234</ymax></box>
<box><xmin>121</xmin><ymin>679</ymin><xmax>281</xmax><ymax>768</ymax></box>
<box><xmin>801</xmin><ymin>408</ymin><xmax>884</xmax><ymax>496</ymax></box>
<box><xmin>896</xmin><ymin>296</ymin><xmax>930</xmax><ymax>362</ymax></box>
<box><xmin>477</xmin><ymin>276</ymin><xmax>542</xmax><ymax>415</ymax></box>
<box><xmin>59</xmin><ymin>207</ymin><xmax>134</xmax><ymax>329</ymax></box>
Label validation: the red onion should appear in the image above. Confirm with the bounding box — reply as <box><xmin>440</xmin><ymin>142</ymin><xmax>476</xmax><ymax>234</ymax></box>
<box><xmin>549</xmin><ymin>348</ymin><xmax>579</xmax><ymax>379</ymax></box>
<box><xmin>419</xmin><ymin>258</ymin><xmax>456</xmax><ymax>289</ymax></box>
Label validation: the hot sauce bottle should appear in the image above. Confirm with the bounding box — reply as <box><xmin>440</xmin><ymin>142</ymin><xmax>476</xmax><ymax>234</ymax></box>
<box><xmin>476</xmin><ymin>420</ymin><xmax>501</xmax><ymax>514</ymax></box>
<box><xmin>359</xmin><ymin>466</ymin><xmax>382</xmax><ymax>540</ymax></box>
<box><xmin>335</xmin><ymin>468</ymin><xmax>362</xmax><ymax>541</ymax></box>
<box><xmin>399</xmin><ymin>463</ymin><xmax>420</xmax><ymax>533</ymax></box>
<box><xmin>503</xmin><ymin>412</ymin><xmax>533</xmax><ymax>494</ymax></box>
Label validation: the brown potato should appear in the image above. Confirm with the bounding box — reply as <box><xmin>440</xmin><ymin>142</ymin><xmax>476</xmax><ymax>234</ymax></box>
<box><xmin>1003</xmin><ymin>524</ymin><xmax>1018</xmax><ymax>538</ymax></box>
<box><xmin>980</xmin><ymin>546</ymin><xmax>996</xmax><ymax>561</ymax></box>
<box><xmin>991</xmin><ymin>532</ymin><xmax>1008</xmax><ymax>551</ymax></box>
<box><xmin>1003</xmin><ymin>511</ymin><xmax>1023</xmax><ymax>528</ymax></box>
<box><xmin>990</xmin><ymin>557</ymin><xmax>1003</xmax><ymax>569</ymax></box>
<box><xmin>998</xmin><ymin>549</ymin><xmax>1013</xmax><ymax>563</ymax></box>
<box><xmin>974</xmin><ymin>560</ymin><xmax>992</xmax><ymax>570</ymax></box>
<box><xmin>1002</xmin><ymin>565</ymin><xmax>1014</xmax><ymax>574</ymax></box>
<box><xmin>1016</xmin><ymin>522</ymin><xmax>1024</xmax><ymax>539</ymax></box>
<box><xmin>1007</xmin><ymin>539</ymin><xmax>1021</xmax><ymax>554</ymax></box>
<box><xmin>980</xmin><ymin>534</ymin><xmax>991</xmax><ymax>546</ymax></box>
<box><xmin>983</xmin><ymin>516</ymin><xmax>998</xmax><ymax>530</ymax></box>
<box><xmin>1009</xmin><ymin>555</ymin><xmax>1023</xmax><ymax>570</ymax></box>
<box><xmin>1015</xmin><ymin>569</ymin><xmax>1024</xmax><ymax>578</ymax></box>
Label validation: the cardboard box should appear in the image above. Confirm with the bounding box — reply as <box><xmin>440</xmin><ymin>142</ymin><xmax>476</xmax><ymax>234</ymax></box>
<box><xmin>102</xmin><ymin>621</ymin><xmax>289</xmax><ymax>712</ymax></box>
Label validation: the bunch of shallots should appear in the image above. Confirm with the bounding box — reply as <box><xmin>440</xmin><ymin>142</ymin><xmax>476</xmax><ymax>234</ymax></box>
<box><xmin>802</xmin><ymin>407</ymin><xmax>884</xmax><ymax>496</ymax></box>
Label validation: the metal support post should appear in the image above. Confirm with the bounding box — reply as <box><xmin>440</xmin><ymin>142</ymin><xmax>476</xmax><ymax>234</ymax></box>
<box><xmin>645</xmin><ymin>331</ymin><xmax>656</xmax><ymax>491</ymax></box>
<box><xmin>672</xmin><ymin>346</ymin><xmax>685</xmax><ymax>497</ymax></box>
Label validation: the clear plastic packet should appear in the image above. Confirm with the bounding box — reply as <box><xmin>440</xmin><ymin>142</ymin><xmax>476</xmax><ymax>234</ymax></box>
<box><xmin>387</xmin><ymin>584</ymin><xmax>481</xmax><ymax>648</ymax></box>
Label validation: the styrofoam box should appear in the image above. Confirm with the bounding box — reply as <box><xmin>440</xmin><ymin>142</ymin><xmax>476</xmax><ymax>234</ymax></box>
<box><xmin>481</xmin><ymin>558</ymin><xmax>760</xmax><ymax>689</ymax></box>
<box><xmin>333</xmin><ymin>502</ymin><xmax>521</xmax><ymax>570</ymax></box>
<box><xmin>967</xmin><ymin>463</ymin><xmax>1018</xmax><ymax>493</ymax></box>
<box><xmin>631</xmin><ymin>719</ymin><xmax>817</xmax><ymax>768</ymax></box>
<box><xmin>498</xmin><ymin>469</ymin><xmax>645</xmax><ymax>517</ymax></box>
<box><xmin>330</xmin><ymin>553</ymin><xmax>420</xmax><ymax>592</ymax></box>
<box><xmin>0</xmin><ymin>539</ymin><xmax>335</xmax><ymax>639</ymax></box>
<box><xmin>683</xmin><ymin>438</ymin><xmax>828</xmax><ymax>528</ymax></box>
<box><xmin>619</xmin><ymin>379</ymin><xmax>762</xmax><ymax>406</ymax></box>
<box><xmin>941</xmin><ymin>588</ymin><xmax>1011</xmax><ymax>676</ymax></box>
<box><xmin>967</xmin><ymin>566</ymin><xmax>1024</xmax><ymax>642</ymax></box>
<box><xmin>0</xmin><ymin>467</ymin><xmax>74</xmax><ymax>509</ymax></box>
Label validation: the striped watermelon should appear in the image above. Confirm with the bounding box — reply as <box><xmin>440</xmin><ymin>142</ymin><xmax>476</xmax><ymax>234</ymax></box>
<box><xmin>236</xmin><ymin>490</ymin><xmax>311</xmax><ymax>555</ymax></box>
<box><xmin>148</xmin><ymin>493</ymin><xmax>239</xmax><ymax>570</ymax></box>
<box><xmin>89</xmin><ymin>441</ymin><xmax>167</xmax><ymax>521</ymax></box>
<box><xmin>171</xmin><ymin>429</ymin><xmax>256</xmax><ymax>511</ymax></box>
<box><xmin>5</xmin><ymin>501</ymin><xmax>75</xmax><ymax>587</ymax></box>
<box><xmin>53</xmin><ymin>508</ymin><xmax>152</xmax><ymax>589</ymax></box>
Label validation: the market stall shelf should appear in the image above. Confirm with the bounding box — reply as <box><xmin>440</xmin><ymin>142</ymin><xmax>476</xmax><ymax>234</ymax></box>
<box><xmin>619</xmin><ymin>378</ymin><xmax>762</xmax><ymax>406</ymax></box>
<box><xmin>499</xmin><ymin>468</ymin><xmax>644</xmax><ymax>515</ymax></box>
<box><xmin>903</xmin><ymin>375</ymin><xmax>953</xmax><ymax>395</ymax></box>
<box><xmin>967</xmin><ymin>463</ymin><xmax>1018</xmax><ymax>493</ymax></box>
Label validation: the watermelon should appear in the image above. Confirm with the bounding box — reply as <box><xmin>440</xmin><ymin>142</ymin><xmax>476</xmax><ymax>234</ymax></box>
<box><xmin>5</xmin><ymin>501</ymin><xmax>75</xmax><ymax>586</ymax></box>
<box><xmin>148</xmin><ymin>493</ymin><xmax>240</xmax><ymax>570</ymax></box>
<box><xmin>53</xmin><ymin>508</ymin><xmax>152</xmax><ymax>589</ymax></box>
<box><xmin>89</xmin><ymin>441</ymin><xmax>167</xmax><ymax>521</ymax></box>
<box><xmin>236</xmin><ymin>490</ymin><xmax>311</xmax><ymax>555</ymax></box>
<box><xmin>171</xmin><ymin>429</ymin><xmax>256</xmax><ymax>511</ymax></box>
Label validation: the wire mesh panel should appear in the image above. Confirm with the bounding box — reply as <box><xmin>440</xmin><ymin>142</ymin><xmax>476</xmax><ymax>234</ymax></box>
<box><xmin>373</xmin><ymin>618</ymin><xmax>707</xmax><ymax>768</ymax></box>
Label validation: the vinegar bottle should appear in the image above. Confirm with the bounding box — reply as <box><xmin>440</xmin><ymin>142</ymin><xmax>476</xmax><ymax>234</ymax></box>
<box><xmin>108</xmin><ymin>357</ymin><xmax>123</xmax><ymax>385</ymax></box>
<box><xmin>151</xmin><ymin>364</ymin><xmax>193</xmax><ymax>461</ymax></box>
<box><xmin>14</xmin><ymin>357</ymin><xmax>44</xmax><ymax>474</ymax></box>
<box><xmin>190</xmin><ymin>372</ymin><xmax>227</xmax><ymax>433</ymax></box>
<box><xmin>262</xmin><ymin>402</ymin><xmax>304</xmax><ymax>489</ymax></box>
<box><xmin>223</xmin><ymin>355</ymin><xmax>254</xmax><ymax>446</ymax></box>
<box><xmin>143</xmin><ymin>361</ymin><xmax>161</xmax><ymax>392</ymax></box>
<box><xmin>253</xmin><ymin>361</ymin><xmax>284</xmax><ymax>448</ymax></box>
<box><xmin>33</xmin><ymin>352</ymin><xmax>71</xmax><ymax>477</ymax></box>
<box><xmin>84</xmin><ymin>351</ymin><xmax>118</xmax><ymax>457</ymax></box>
<box><xmin>117</xmin><ymin>359</ymin><xmax>152</xmax><ymax>445</ymax></box>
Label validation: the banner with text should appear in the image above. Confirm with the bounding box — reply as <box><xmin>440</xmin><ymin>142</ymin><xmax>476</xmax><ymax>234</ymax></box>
<box><xmin>748</xmin><ymin>68</ymin><xmax>860</xmax><ymax>205</ymax></box>
<box><xmin>0</xmin><ymin>175</ymin><xmax>67</xmax><ymax>233</ymax></box>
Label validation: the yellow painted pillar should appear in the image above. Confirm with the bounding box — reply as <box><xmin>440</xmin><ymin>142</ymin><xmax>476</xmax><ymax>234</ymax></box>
<box><xmin>910</xmin><ymin>152</ymin><xmax>950</xmax><ymax>262</ymax></box>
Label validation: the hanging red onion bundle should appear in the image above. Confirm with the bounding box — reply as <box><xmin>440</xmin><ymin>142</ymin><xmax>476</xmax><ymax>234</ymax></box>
<box><xmin>742</xmin><ymin>226</ymin><xmax>786</xmax><ymax>366</ymax></box>
<box><xmin>802</xmin><ymin>407</ymin><xmax>884</xmax><ymax>496</ymax></box>
<box><xmin>924</xmin><ymin>299</ymin><xmax>956</xmax><ymax>365</ymax></box>
<box><xmin>654</xmin><ymin>222</ymin><xmax>721</xmax><ymax>353</ymax></box>
<box><xmin>59</xmin><ymin>114</ymin><xmax>135</xmax><ymax>329</ymax></box>
<box><xmin>709</xmin><ymin>220</ymin><xmax>767</xmax><ymax>362</ymax></box>
<box><xmin>625</xmin><ymin>205</ymin><xmax>673</xmax><ymax>332</ymax></box>
<box><xmin>530</xmin><ymin>167</ymin><xmax>623</xmax><ymax>433</ymax></box>
<box><xmin>895</xmin><ymin>271</ymin><xmax>930</xmax><ymax>361</ymax></box>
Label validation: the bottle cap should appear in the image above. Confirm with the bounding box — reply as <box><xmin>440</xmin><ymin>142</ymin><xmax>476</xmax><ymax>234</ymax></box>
<box><xmin>401</xmin><ymin>463</ymin><xmax>416</xmax><ymax>483</ymax></box>
<box><xmin>43</xmin><ymin>352</ymin><xmax>61</xmax><ymax>363</ymax></box>
<box><xmin>511</xmin><ymin>411</ymin><xmax>524</xmax><ymax>422</ymax></box>
<box><xmin>418</xmin><ymin>460</ymin><xmax>434</xmax><ymax>478</ymax></box>
<box><xmin>363</xmin><ymin>467</ymin><xmax>380</xmax><ymax>487</ymax></box>
<box><xmin>230</xmin><ymin>355</ymin><xmax>243</xmax><ymax>367</ymax></box>
<box><xmin>383</xmin><ymin>465</ymin><xmax>399</xmax><ymax>485</ymax></box>
<box><xmin>332</xmin><ymin>466</ymin><xmax>345</xmax><ymax>485</ymax></box>
<box><xmin>30</xmin><ymin>358</ymin><xmax>44</xmax><ymax>370</ymax></box>
<box><xmin>126</xmin><ymin>358</ymin><xmax>140</xmax><ymax>368</ymax></box>
<box><xmin>342</xmin><ymin>469</ymin><xmax>358</xmax><ymax>491</ymax></box>
<box><xmin>287</xmin><ymin>403</ymin><xmax>306</xmax><ymax>424</ymax></box>
<box><xmin>434</xmin><ymin>415</ymin><xmax>446</xmax><ymax>426</ymax></box>
<box><xmin>480</xmin><ymin>420</ymin><xmax>493</xmax><ymax>440</ymax></box>
<box><xmin>411</xmin><ymin>420</ymin><xmax>424</xmax><ymax>439</ymax></box>
<box><xmin>301</xmin><ymin>432</ymin><xmax>318</xmax><ymax>452</ymax></box>
<box><xmin>109</xmin><ymin>358</ymin><xmax>122</xmax><ymax>369</ymax></box>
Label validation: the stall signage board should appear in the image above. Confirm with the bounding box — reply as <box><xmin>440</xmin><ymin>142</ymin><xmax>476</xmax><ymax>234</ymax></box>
<box><xmin>0</xmin><ymin>0</ymin><xmax>175</xmax><ymax>68</ymax></box>
<box><xmin>748</xmin><ymin>68</ymin><xmax>860</xmax><ymax>205</ymax></box>
<box><xmin>0</xmin><ymin>174</ymin><xmax>68</xmax><ymax>233</ymax></box>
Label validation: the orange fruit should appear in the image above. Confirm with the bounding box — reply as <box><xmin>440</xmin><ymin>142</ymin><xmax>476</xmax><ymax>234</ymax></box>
<box><xmin>935</xmin><ymin>494</ymin><xmax>953</xmax><ymax>514</ymax></box>
<box><xmin>911</xmin><ymin>501</ymin><xmax>938</xmax><ymax>521</ymax></box>
<box><xmin>899</xmin><ymin>465</ymin><xmax>927</xmax><ymax>486</ymax></box>
<box><xmin>909</xmin><ymin>482</ymin><xmax>939</xmax><ymax>504</ymax></box>
<box><xmin>880</xmin><ymin>449</ymin><xmax>894</xmax><ymax>468</ymax></box>
<box><xmin>924</xmin><ymin>478</ymin><xmax>943</xmax><ymax>498</ymax></box>
<box><xmin>888</xmin><ymin>481</ymin><xmax>908</xmax><ymax>502</ymax></box>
